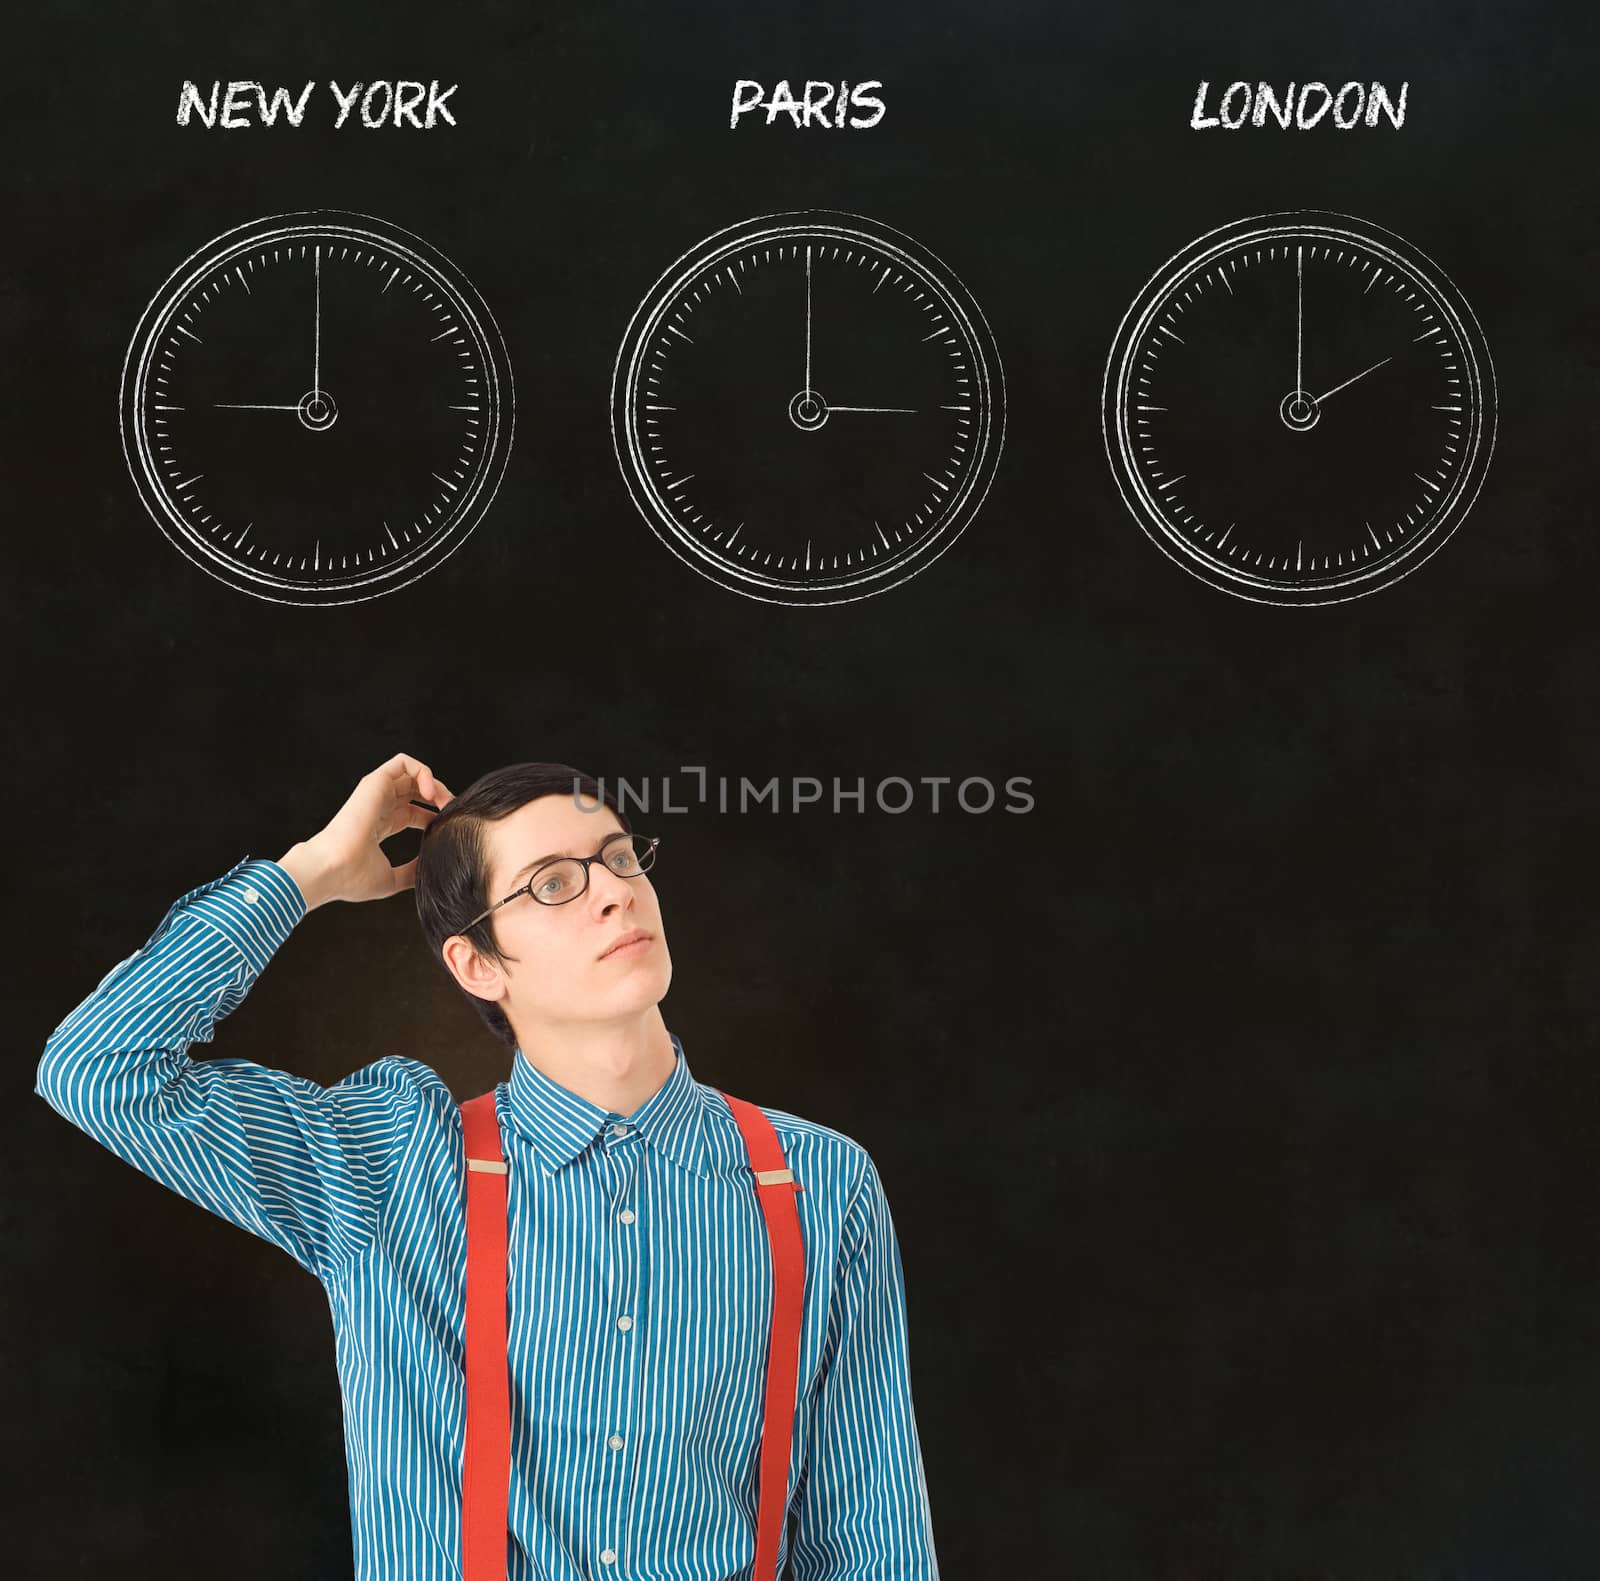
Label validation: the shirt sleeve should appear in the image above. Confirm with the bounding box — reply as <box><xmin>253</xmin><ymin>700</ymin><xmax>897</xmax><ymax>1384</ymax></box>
<box><xmin>785</xmin><ymin>1152</ymin><xmax>942</xmax><ymax>1580</ymax></box>
<box><xmin>33</xmin><ymin>854</ymin><xmax>429</xmax><ymax>1286</ymax></box>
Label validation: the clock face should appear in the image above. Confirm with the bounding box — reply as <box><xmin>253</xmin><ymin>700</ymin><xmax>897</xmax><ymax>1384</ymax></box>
<box><xmin>1103</xmin><ymin>210</ymin><xmax>1495</xmax><ymax>605</ymax></box>
<box><xmin>611</xmin><ymin>210</ymin><xmax>1005</xmax><ymax>605</ymax></box>
<box><xmin>120</xmin><ymin>210</ymin><xmax>515</xmax><ymax>605</ymax></box>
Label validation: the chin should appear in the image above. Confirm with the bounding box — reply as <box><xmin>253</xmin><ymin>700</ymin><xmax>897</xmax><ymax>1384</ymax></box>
<box><xmin>594</xmin><ymin>958</ymin><xmax>671</xmax><ymax>1006</ymax></box>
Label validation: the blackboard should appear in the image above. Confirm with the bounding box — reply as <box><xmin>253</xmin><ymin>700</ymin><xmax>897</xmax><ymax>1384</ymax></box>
<box><xmin>8</xmin><ymin>1</ymin><xmax>1598</xmax><ymax>1575</ymax></box>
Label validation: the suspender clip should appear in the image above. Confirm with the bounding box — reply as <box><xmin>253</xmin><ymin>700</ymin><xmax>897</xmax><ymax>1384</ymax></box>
<box><xmin>753</xmin><ymin>1167</ymin><xmax>802</xmax><ymax>1190</ymax></box>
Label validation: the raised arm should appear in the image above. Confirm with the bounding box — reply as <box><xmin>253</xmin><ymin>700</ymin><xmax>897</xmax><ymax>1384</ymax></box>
<box><xmin>34</xmin><ymin>754</ymin><xmax>456</xmax><ymax>1286</ymax></box>
<box><xmin>786</xmin><ymin>1153</ymin><xmax>942</xmax><ymax>1580</ymax></box>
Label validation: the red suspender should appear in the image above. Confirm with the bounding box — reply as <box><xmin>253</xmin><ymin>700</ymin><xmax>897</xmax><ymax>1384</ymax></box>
<box><xmin>717</xmin><ymin>1090</ymin><xmax>807</xmax><ymax>1581</ymax></box>
<box><xmin>458</xmin><ymin>1085</ymin><xmax>805</xmax><ymax>1581</ymax></box>
<box><xmin>460</xmin><ymin>1091</ymin><xmax>511</xmax><ymax>1581</ymax></box>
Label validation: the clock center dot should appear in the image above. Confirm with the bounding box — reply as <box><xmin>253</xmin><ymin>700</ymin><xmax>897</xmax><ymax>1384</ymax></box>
<box><xmin>788</xmin><ymin>388</ymin><xmax>829</xmax><ymax>431</ymax></box>
<box><xmin>1278</xmin><ymin>388</ymin><xmax>1321</xmax><ymax>433</ymax></box>
<box><xmin>297</xmin><ymin>389</ymin><xmax>340</xmax><ymax>432</ymax></box>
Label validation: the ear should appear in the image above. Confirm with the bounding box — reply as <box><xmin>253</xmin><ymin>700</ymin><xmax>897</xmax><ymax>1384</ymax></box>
<box><xmin>441</xmin><ymin>934</ymin><xmax>509</xmax><ymax>1005</ymax></box>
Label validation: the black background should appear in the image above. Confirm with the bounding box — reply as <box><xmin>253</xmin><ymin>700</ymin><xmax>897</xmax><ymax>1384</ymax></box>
<box><xmin>8</xmin><ymin>2</ymin><xmax>1599</xmax><ymax>1576</ymax></box>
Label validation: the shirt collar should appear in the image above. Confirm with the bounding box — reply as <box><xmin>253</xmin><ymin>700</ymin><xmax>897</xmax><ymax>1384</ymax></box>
<box><xmin>503</xmin><ymin>1030</ymin><xmax>710</xmax><ymax>1180</ymax></box>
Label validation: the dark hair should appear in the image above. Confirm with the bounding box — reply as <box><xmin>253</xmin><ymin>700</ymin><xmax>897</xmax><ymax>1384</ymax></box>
<box><xmin>414</xmin><ymin>763</ymin><xmax>631</xmax><ymax>1054</ymax></box>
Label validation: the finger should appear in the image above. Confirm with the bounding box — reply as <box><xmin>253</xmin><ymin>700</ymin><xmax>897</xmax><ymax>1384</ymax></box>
<box><xmin>408</xmin><ymin>773</ymin><xmax>451</xmax><ymax>811</ymax></box>
<box><xmin>400</xmin><ymin>800</ymin><xmax>442</xmax><ymax>834</ymax></box>
<box><xmin>376</xmin><ymin>795</ymin><xmax>441</xmax><ymax>839</ymax></box>
<box><xmin>380</xmin><ymin>754</ymin><xmax>434</xmax><ymax>801</ymax></box>
<box><xmin>363</xmin><ymin>759</ymin><xmax>418</xmax><ymax>823</ymax></box>
<box><xmin>406</xmin><ymin>773</ymin><xmax>454</xmax><ymax>813</ymax></box>
<box><xmin>396</xmin><ymin>770</ymin><xmax>442</xmax><ymax>823</ymax></box>
<box><xmin>389</xmin><ymin>854</ymin><xmax>419</xmax><ymax>893</ymax></box>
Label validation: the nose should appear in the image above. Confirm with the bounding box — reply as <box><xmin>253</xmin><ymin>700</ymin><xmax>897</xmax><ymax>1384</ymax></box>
<box><xmin>586</xmin><ymin>859</ymin><xmax>634</xmax><ymax>907</ymax></box>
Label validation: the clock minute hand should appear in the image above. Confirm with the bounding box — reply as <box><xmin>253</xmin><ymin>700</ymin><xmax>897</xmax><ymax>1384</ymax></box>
<box><xmin>314</xmin><ymin>244</ymin><xmax>322</xmax><ymax>401</ymax></box>
<box><xmin>1311</xmin><ymin>355</ymin><xmax>1393</xmax><ymax>405</ymax></box>
<box><xmin>1296</xmin><ymin>243</ymin><xmax>1303</xmax><ymax>395</ymax></box>
<box><xmin>212</xmin><ymin>402</ymin><xmax>303</xmax><ymax>411</ymax></box>
<box><xmin>804</xmin><ymin>243</ymin><xmax>812</xmax><ymax>395</ymax></box>
<box><xmin>828</xmin><ymin>405</ymin><xmax>917</xmax><ymax>413</ymax></box>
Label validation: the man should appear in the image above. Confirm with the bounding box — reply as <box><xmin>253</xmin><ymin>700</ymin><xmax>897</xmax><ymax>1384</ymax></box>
<box><xmin>35</xmin><ymin>752</ymin><xmax>941</xmax><ymax>1581</ymax></box>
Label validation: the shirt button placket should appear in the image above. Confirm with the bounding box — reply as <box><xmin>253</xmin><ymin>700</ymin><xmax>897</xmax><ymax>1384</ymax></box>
<box><xmin>600</xmin><ymin>1119</ymin><xmax>641</xmax><ymax>1576</ymax></box>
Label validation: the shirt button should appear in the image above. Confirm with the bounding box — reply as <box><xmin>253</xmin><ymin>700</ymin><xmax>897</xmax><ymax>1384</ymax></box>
<box><xmin>600</xmin><ymin>1548</ymin><xmax>616</xmax><ymax>1564</ymax></box>
<box><xmin>619</xmin><ymin>1209</ymin><xmax>636</xmax><ymax>1224</ymax></box>
<box><xmin>241</xmin><ymin>885</ymin><xmax>259</xmax><ymax>903</ymax></box>
<box><xmin>609</xmin><ymin>1123</ymin><xmax>629</xmax><ymax>1138</ymax></box>
<box><xmin>607</xmin><ymin>1433</ymin><xmax>624</xmax><ymax>1450</ymax></box>
<box><xmin>617</xmin><ymin>1315</ymin><xmax>633</xmax><ymax>1331</ymax></box>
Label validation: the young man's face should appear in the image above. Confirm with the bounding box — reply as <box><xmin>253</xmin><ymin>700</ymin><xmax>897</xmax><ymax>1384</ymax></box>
<box><xmin>457</xmin><ymin>793</ymin><xmax>672</xmax><ymax>1042</ymax></box>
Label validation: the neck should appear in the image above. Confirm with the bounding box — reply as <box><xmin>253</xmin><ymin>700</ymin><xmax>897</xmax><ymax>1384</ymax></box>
<box><xmin>512</xmin><ymin>1006</ymin><xmax>676</xmax><ymax>1118</ymax></box>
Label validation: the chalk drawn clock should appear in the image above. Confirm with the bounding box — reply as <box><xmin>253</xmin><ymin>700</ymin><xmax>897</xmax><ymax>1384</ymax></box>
<box><xmin>1103</xmin><ymin>210</ymin><xmax>1495</xmax><ymax>605</ymax></box>
<box><xmin>120</xmin><ymin>210</ymin><xmax>514</xmax><ymax>605</ymax></box>
<box><xmin>611</xmin><ymin>210</ymin><xmax>1005</xmax><ymax>605</ymax></box>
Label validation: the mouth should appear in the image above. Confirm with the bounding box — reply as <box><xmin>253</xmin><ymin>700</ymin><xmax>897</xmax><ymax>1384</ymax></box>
<box><xmin>599</xmin><ymin>930</ymin><xmax>653</xmax><ymax>961</ymax></box>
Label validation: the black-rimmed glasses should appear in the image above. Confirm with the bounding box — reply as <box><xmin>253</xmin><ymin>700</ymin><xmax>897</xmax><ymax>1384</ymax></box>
<box><xmin>459</xmin><ymin>832</ymin><xmax>659</xmax><ymax>931</ymax></box>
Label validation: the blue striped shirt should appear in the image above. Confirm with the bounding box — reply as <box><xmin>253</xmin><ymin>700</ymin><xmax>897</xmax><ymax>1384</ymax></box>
<box><xmin>34</xmin><ymin>855</ymin><xmax>940</xmax><ymax>1581</ymax></box>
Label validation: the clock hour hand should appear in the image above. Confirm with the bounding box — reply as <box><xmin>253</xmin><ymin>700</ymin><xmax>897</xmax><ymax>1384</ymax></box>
<box><xmin>213</xmin><ymin>384</ymin><xmax>339</xmax><ymax>432</ymax></box>
<box><xmin>1310</xmin><ymin>355</ymin><xmax>1393</xmax><ymax>405</ymax></box>
<box><xmin>827</xmin><ymin>405</ymin><xmax>917</xmax><ymax>414</ymax></box>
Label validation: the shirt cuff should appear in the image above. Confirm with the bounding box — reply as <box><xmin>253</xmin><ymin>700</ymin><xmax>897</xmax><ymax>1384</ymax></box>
<box><xmin>168</xmin><ymin>856</ymin><xmax>309</xmax><ymax>978</ymax></box>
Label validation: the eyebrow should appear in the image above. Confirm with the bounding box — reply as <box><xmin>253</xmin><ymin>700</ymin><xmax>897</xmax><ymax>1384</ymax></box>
<box><xmin>504</xmin><ymin>833</ymin><xmax>624</xmax><ymax>889</ymax></box>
